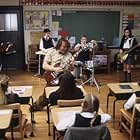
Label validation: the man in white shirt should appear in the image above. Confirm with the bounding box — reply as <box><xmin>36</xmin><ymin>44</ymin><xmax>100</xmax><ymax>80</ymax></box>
<box><xmin>39</xmin><ymin>28</ymin><xmax>56</xmax><ymax>53</ymax></box>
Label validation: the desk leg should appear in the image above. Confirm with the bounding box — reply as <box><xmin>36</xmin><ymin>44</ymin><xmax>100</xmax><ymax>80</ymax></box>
<box><xmin>53</xmin><ymin>125</ymin><xmax>55</xmax><ymax>140</ymax></box>
<box><xmin>29</xmin><ymin>97</ymin><xmax>35</xmax><ymax>137</ymax></box>
<box><xmin>31</xmin><ymin>97</ymin><xmax>35</xmax><ymax>123</ymax></box>
<box><xmin>113</xmin><ymin>99</ymin><xmax>117</xmax><ymax>119</ymax></box>
<box><xmin>113</xmin><ymin>99</ymin><xmax>117</xmax><ymax>128</ymax></box>
<box><xmin>47</xmin><ymin>103</ymin><xmax>51</xmax><ymax>136</ymax></box>
<box><xmin>11</xmin><ymin>126</ymin><xmax>14</xmax><ymax>140</ymax></box>
<box><xmin>38</xmin><ymin>54</ymin><xmax>41</xmax><ymax>75</ymax></box>
<box><xmin>106</xmin><ymin>93</ymin><xmax>110</xmax><ymax>113</ymax></box>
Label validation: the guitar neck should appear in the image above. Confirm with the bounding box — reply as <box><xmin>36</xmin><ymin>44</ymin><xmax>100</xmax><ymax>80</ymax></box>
<box><xmin>125</xmin><ymin>43</ymin><xmax>139</xmax><ymax>54</ymax></box>
<box><xmin>75</xmin><ymin>45</ymin><xmax>90</xmax><ymax>57</ymax></box>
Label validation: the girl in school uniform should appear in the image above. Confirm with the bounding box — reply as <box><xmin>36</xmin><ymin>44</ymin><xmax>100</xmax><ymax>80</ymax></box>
<box><xmin>119</xmin><ymin>27</ymin><xmax>138</xmax><ymax>82</ymax></box>
<box><xmin>49</xmin><ymin>71</ymin><xmax>84</xmax><ymax>105</ymax></box>
<box><xmin>56</xmin><ymin>94</ymin><xmax>111</xmax><ymax>133</ymax></box>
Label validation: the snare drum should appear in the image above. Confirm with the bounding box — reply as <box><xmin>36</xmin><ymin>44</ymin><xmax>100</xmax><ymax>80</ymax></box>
<box><xmin>85</xmin><ymin>60</ymin><xmax>93</xmax><ymax>69</ymax></box>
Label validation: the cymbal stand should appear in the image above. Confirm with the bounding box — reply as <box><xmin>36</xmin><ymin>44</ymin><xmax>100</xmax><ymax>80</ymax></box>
<box><xmin>81</xmin><ymin>45</ymin><xmax>100</xmax><ymax>91</ymax></box>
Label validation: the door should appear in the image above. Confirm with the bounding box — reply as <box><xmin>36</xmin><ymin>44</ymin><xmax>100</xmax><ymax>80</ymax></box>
<box><xmin>0</xmin><ymin>6</ymin><xmax>25</xmax><ymax>70</ymax></box>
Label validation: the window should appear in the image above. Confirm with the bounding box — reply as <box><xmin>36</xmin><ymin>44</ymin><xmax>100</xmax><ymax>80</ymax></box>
<box><xmin>0</xmin><ymin>14</ymin><xmax>18</xmax><ymax>31</ymax></box>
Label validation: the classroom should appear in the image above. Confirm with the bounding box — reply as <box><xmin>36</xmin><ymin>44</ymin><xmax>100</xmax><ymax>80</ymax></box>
<box><xmin>0</xmin><ymin>0</ymin><xmax>140</xmax><ymax>140</ymax></box>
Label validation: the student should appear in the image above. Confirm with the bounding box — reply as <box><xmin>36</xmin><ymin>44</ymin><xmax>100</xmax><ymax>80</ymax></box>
<box><xmin>72</xmin><ymin>35</ymin><xmax>93</xmax><ymax>80</ymax></box>
<box><xmin>123</xmin><ymin>81</ymin><xmax>140</xmax><ymax>110</ymax></box>
<box><xmin>39</xmin><ymin>28</ymin><xmax>56</xmax><ymax>52</ymax></box>
<box><xmin>73</xmin><ymin>35</ymin><xmax>91</xmax><ymax>62</ymax></box>
<box><xmin>119</xmin><ymin>27</ymin><xmax>138</xmax><ymax>82</ymax></box>
<box><xmin>0</xmin><ymin>74</ymin><xmax>9</xmax><ymax>139</ymax></box>
<box><xmin>56</xmin><ymin>94</ymin><xmax>111</xmax><ymax>131</ymax></box>
<box><xmin>49</xmin><ymin>71</ymin><xmax>84</xmax><ymax>105</ymax></box>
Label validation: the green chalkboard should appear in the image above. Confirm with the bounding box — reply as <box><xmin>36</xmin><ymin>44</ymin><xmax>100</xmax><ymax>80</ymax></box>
<box><xmin>52</xmin><ymin>11</ymin><xmax>120</xmax><ymax>45</ymax></box>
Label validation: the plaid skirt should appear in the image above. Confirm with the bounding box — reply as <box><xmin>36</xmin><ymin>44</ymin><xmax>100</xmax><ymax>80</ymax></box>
<box><xmin>124</xmin><ymin>55</ymin><xmax>135</xmax><ymax>65</ymax></box>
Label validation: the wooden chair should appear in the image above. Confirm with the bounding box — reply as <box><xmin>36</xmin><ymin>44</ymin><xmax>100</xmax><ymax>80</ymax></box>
<box><xmin>57</xmin><ymin>99</ymin><xmax>83</xmax><ymax>107</ymax></box>
<box><xmin>0</xmin><ymin>103</ymin><xmax>27</xmax><ymax>140</ymax></box>
<box><xmin>27</xmin><ymin>44</ymin><xmax>39</xmax><ymax>72</ymax></box>
<box><xmin>120</xmin><ymin>97</ymin><xmax>140</xmax><ymax>140</ymax></box>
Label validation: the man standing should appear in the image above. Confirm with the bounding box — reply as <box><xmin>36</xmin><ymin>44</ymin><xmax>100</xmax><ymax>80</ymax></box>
<box><xmin>39</xmin><ymin>28</ymin><xmax>56</xmax><ymax>52</ymax></box>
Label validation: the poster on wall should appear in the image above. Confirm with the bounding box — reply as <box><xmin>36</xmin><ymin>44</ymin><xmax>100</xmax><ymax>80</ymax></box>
<box><xmin>25</xmin><ymin>11</ymin><xmax>49</xmax><ymax>30</ymax></box>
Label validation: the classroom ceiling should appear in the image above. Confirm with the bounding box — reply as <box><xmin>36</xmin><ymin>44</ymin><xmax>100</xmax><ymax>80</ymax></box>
<box><xmin>20</xmin><ymin>0</ymin><xmax>140</xmax><ymax>6</ymax></box>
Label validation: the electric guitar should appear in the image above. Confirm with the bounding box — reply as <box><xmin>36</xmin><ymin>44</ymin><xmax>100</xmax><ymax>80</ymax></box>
<box><xmin>73</xmin><ymin>43</ymin><xmax>91</xmax><ymax>58</ymax></box>
<box><xmin>44</xmin><ymin>58</ymin><xmax>72</xmax><ymax>86</ymax></box>
<box><xmin>0</xmin><ymin>42</ymin><xmax>14</xmax><ymax>54</ymax></box>
<box><xmin>117</xmin><ymin>43</ymin><xmax>140</xmax><ymax>63</ymax></box>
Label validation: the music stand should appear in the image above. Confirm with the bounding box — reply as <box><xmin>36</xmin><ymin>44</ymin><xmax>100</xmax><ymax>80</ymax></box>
<box><xmin>81</xmin><ymin>48</ymin><xmax>100</xmax><ymax>91</ymax></box>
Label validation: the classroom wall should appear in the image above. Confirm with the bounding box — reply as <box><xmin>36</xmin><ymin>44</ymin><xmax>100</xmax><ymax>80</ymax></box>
<box><xmin>23</xmin><ymin>6</ymin><xmax>140</xmax><ymax>63</ymax></box>
<box><xmin>0</xmin><ymin>1</ymin><xmax>140</xmax><ymax>63</ymax></box>
<box><xmin>0</xmin><ymin>0</ymin><xmax>19</xmax><ymax>5</ymax></box>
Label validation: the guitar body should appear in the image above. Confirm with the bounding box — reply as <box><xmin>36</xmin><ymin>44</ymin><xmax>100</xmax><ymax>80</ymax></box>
<box><xmin>44</xmin><ymin>71</ymin><xmax>60</xmax><ymax>86</ymax></box>
<box><xmin>117</xmin><ymin>52</ymin><xmax>128</xmax><ymax>63</ymax></box>
<box><xmin>121</xmin><ymin>54</ymin><xmax>128</xmax><ymax>63</ymax></box>
<box><xmin>117</xmin><ymin>43</ymin><xmax>140</xmax><ymax>63</ymax></box>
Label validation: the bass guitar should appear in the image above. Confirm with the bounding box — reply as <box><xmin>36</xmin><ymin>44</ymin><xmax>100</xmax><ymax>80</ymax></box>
<box><xmin>44</xmin><ymin>58</ymin><xmax>72</xmax><ymax>86</ymax></box>
<box><xmin>117</xmin><ymin>43</ymin><xmax>140</xmax><ymax>63</ymax></box>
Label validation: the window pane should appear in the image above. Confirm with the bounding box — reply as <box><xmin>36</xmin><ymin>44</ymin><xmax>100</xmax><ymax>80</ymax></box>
<box><xmin>5</xmin><ymin>14</ymin><xmax>11</xmax><ymax>31</ymax></box>
<box><xmin>10</xmin><ymin>14</ymin><xmax>18</xmax><ymax>31</ymax></box>
<box><xmin>0</xmin><ymin>14</ymin><xmax>5</xmax><ymax>31</ymax></box>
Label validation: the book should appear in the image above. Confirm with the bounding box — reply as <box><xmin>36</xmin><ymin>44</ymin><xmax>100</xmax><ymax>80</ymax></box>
<box><xmin>119</xmin><ymin>84</ymin><xmax>132</xmax><ymax>89</ymax></box>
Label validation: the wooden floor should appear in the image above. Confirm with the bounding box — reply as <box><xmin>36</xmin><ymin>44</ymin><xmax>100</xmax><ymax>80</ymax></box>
<box><xmin>2</xmin><ymin>68</ymin><xmax>140</xmax><ymax>140</ymax></box>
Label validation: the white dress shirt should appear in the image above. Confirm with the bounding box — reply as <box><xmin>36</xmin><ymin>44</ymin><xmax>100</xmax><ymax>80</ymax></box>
<box><xmin>56</xmin><ymin>112</ymin><xmax>111</xmax><ymax>131</ymax></box>
<box><xmin>123</xmin><ymin>37</ymin><xmax>134</xmax><ymax>49</ymax></box>
<box><xmin>39</xmin><ymin>36</ymin><xmax>56</xmax><ymax>53</ymax></box>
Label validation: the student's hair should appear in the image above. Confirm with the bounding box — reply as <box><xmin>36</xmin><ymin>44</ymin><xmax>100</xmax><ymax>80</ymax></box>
<box><xmin>44</xmin><ymin>28</ymin><xmax>50</xmax><ymax>33</ymax></box>
<box><xmin>55</xmin><ymin>38</ymin><xmax>70</xmax><ymax>50</ymax></box>
<box><xmin>82</xmin><ymin>94</ymin><xmax>99</xmax><ymax>113</ymax></box>
<box><xmin>123</xmin><ymin>26</ymin><xmax>133</xmax><ymax>38</ymax></box>
<box><xmin>56</xmin><ymin>71</ymin><xmax>76</xmax><ymax>99</ymax></box>
<box><xmin>80</xmin><ymin>35</ymin><xmax>88</xmax><ymax>39</ymax></box>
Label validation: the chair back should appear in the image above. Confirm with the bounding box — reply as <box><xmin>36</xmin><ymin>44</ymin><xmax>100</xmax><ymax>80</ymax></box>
<box><xmin>64</xmin><ymin>125</ymin><xmax>111</xmax><ymax>140</ymax></box>
<box><xmin>28</xmin><ymin>44</ymin><xmax>39</xmax><ymax>60</ymax></box>
<box><xmin>0</xmin><ymin>103</ymin><xmax>21</xmax><ymax>127</ymax></box>
<box><xmin>57</xmin><ymin>99</ymin><xmax>83</xmax><ymax>107</ymax></box>
<box><xmin>0</xmin><ymin>74</ymin><xmax>9</xmax><ymax>104</ymax></box>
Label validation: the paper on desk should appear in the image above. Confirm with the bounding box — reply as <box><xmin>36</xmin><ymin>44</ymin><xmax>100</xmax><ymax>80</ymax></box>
<box><xmin>7</xmin><ymin>87</ymin><xmax>26</xmax><ymax>94</ymax></box>
<box><xmin>56</xmin><ymin>111</ymin><xmax>79</xmax><ymax>130</ymax></box>
<box><xmin>0</xmin><ymin>109</ymin><xmax>12</xmax><ymax>115</ymax></box>
<box><xmin>57</xmin><ymin>111</ymin><xmax>80</xmax><ymax>120</ymax></box>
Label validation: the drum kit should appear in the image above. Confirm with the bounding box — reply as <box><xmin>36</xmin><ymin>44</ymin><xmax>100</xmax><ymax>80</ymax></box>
<box><xmin>73</xmin><ymin>40</ymin><xmax>100</xmax><ymax>91</ymax></box>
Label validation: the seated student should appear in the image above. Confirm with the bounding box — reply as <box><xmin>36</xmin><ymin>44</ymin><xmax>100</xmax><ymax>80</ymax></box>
<box><xmin>123</xmin><ymin>81</ymin><xmax>140</xmax><ymax>111</ymax></box>
<box><xmin>0</xmin><ymin>75</ymin><xmax>28</xmax><ymax>139</ymax></box>
<box><xmin>0</xmin><ymin>75</ymin><xmax>9</xmax><ymax>139</ymax></box>
<box><xmin>30</xmin><ymin>71</ymin><xmax>83</xmax><ymax>111</ymax></box>
<box><xmin>49</xmin><ymin>71</ymin><xmax>84</xmax><ymax>105</ymax></box>
<box><xmin>56</xmin><ymin>94</ymin><xmax>111</xmax><ymax>134</ymax></box>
